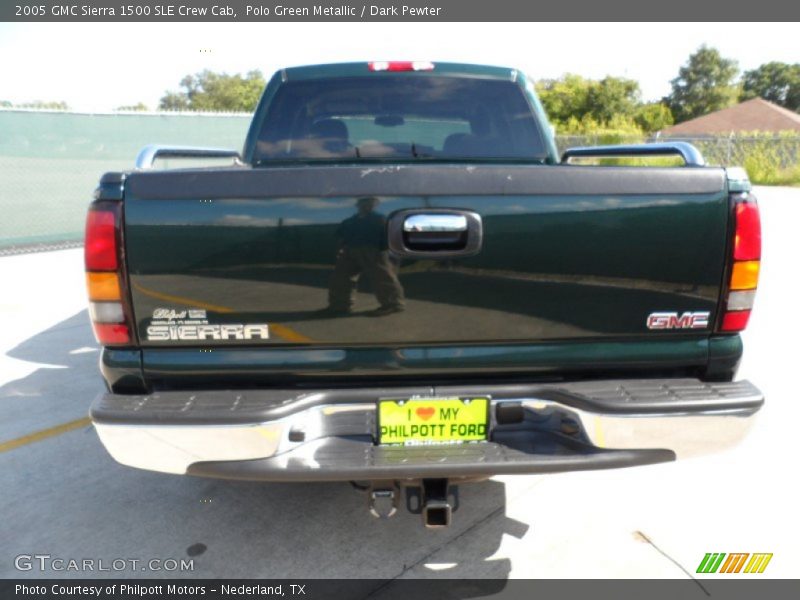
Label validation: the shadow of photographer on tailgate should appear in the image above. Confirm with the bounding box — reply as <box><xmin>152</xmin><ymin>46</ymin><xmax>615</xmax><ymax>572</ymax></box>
<box><xmin>321</xmin><ymin>197</ymin><xmax>405</xmax><ymax>317</ymax></box>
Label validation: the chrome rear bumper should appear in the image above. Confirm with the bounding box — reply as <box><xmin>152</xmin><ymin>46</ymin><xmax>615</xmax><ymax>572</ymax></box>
<box><xmin>90</xmin><ymin>378</ymin><xmax>762</xmax><ymax>480</ymax></box>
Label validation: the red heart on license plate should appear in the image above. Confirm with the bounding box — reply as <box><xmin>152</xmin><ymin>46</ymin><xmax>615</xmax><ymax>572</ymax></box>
<box><xmin>416</xmin><ymin>407</ymin><xmax>435</xmax><ymax>420</ymax></box>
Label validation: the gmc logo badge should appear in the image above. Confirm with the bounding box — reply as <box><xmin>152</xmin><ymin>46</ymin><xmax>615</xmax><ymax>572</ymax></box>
<box><xmin>647</xmin><ymin>311</ymin><xmax>710</xmax><ymax>330</ymax></box>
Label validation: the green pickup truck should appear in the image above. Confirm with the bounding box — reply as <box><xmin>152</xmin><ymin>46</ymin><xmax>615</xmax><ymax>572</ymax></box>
<box><xmin>85</xmin><ymin>62</ymin><xmax>763</xmax><ymax>528</ymax></box>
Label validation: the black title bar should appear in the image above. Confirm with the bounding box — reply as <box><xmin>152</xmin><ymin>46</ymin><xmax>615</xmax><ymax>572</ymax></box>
<box><xmin>3</xmin><ymin>579</ymin><xmax>800</xmax><ymax>600</ymax></box>
<box><xmin>3</xmin><ymin>0</ymin><xmax>800</xmax><ymax>22</ymax></box>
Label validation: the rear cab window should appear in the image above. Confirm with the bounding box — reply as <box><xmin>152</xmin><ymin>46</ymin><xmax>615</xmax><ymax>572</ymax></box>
<box><xmin>253</xmin><ymin>75</ymin><xmax>548</xmax><ymax>163</ymax></box>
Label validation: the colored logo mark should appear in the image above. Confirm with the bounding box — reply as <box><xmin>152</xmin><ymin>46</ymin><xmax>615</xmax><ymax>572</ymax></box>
<box><xmin>696</xmin><ymin>553</ymin><xmax>773</xmax><ymax>574</ymax></box>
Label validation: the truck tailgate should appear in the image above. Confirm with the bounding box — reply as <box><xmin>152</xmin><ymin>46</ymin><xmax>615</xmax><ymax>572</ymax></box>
<box><xmin>122</xmin><ymin>163</ymin><xmax>728</xmax><ymax>358</ymax></box>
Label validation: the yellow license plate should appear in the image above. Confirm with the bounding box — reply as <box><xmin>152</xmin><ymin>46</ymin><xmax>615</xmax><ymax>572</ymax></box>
<box><xmin>378</xmin><ymin>397</ymin><xmax>489</xmax><ymax>445</ymax></box>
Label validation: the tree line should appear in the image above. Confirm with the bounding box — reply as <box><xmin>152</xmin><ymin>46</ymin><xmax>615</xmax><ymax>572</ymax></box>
<box><xmin>3</xmin><ymin>46</ymin><xmax>798</xmax><ymax>133</ymax></box>
<box><xmin>150</xmin><ymin>46</ymin><xmax>798</xmax><ymax>134</ymax></box>
<box><xmin>536</xmin><ymin>46</ymin><xmax>799</xmax><ymax>134</ymax></box>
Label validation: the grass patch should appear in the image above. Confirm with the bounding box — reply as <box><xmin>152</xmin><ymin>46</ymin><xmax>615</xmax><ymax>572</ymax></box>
<box><xmin>744</xmin><ymin>156</ymin><xmax>800</xmax><ymax>186</ymax></box>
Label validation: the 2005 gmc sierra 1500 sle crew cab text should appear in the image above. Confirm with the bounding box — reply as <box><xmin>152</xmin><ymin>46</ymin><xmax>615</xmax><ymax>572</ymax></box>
<box><xmin>85</xmin><ymin>62</ymin><xmax>763</xmax><ymax>527</ymax></box>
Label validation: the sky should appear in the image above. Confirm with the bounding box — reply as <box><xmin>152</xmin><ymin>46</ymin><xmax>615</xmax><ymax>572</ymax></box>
<box><xmin>0</xmin><ymin>22</ymin><xmax>798</xmax><ymax>111</ymax></box>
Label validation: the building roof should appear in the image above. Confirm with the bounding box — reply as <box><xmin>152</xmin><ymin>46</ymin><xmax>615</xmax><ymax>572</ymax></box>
<box><xmin>661</xmin><ymin>98</ymin><xmax>800</xmax><ymax>135</ymax></box>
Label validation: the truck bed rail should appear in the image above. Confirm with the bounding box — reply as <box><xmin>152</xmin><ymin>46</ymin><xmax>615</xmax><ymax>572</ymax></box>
<box><xmin>134</xmin><ymin>144</ymin><xmax>242</xmax><ymax>169</ymax></box>
<box><xmin>561</xmin><ymin>142</ymin><xmax>706</xmax><ymax>167</ymax></box>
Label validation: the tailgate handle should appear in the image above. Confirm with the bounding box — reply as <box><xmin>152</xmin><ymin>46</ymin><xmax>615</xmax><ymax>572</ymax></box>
<box><xmin>404</xmin><ymin>213</ymin><xmax>467</xmax><ymax>233</ymax></box>
<box><xmin>388</xmin><ymin>209</ymin><xmax>483</xmax><ymax>258</ymax></box>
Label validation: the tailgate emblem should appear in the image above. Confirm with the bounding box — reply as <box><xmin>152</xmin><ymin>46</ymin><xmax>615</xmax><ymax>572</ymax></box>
<box><xmin>647</xmin><ymin>311</ymin><xmax>710</xmax><ymax>330</ymax></box>
<box><xmin>147</xmin><ymin>306</ymin><xmax>269</xmax><ymax>341</ymax></box>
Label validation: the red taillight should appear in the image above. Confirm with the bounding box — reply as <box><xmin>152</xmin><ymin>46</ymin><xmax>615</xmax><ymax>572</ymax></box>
<box><xmin>85</xmin><ymin>203</ymin><xmax>131</xmax><ymax>346</ymax></box>
<box><xmin>85</xmin><ymin>209</ymin><xmax>118</xmax><ymax>271</ymax></box>
<box><xmin>93</xmin><ymin>323</ymin><xmax>131</xmax><ymax>345</ymax></box>
<box><xmin>368</xmin><ymin>61</ymin><xmax>435</xmax><ymax>72</ymax></box>
<box><xmin>721</xmin><ymin>310</ymin><xmax>751</xmax><ymax>332</ymax></box>
<box><xmin>719</xmin><ymin>198</ymin><xmax>761</xmax><ymax>333</ymax></box>
<box><xmin>733</xmin><ymin>202</ymin><xmax>761</xmax><ymax>261</ymax></box>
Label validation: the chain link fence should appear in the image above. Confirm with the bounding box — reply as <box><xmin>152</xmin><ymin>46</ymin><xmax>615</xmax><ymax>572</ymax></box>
<box><xmin>1</xmin><ymin>109</ymin><xmax>798</xmax><ymax>252</ymax></box>
<box><xmin>556</xmin><ymin>133</ymin><xmax>800</xmax><ymax>170</ymax></box>
<box><xmin>0</xmin><ymin>109</ymin><xmax>251</xmax><ymax>252</ymax></box>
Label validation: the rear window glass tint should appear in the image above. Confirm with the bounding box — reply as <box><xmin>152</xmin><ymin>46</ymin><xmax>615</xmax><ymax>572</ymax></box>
<box><xmin>253</xmin><ymin>76</ymin><xmax>546</xmax><ymax>162</ymax></box>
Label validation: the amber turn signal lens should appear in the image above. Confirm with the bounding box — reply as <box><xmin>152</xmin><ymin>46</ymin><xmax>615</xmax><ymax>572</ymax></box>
<box><xmin>730</xmin><ymin>260</ymin><xmax>760</xmax><ymax>290</ymax></box>
<box><xmin>86</xmin><ymin>272</ymin><xmax>121</xmax><ymax>301</ymax></box>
